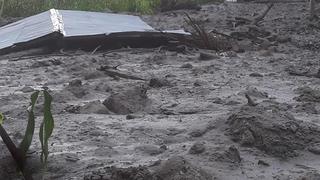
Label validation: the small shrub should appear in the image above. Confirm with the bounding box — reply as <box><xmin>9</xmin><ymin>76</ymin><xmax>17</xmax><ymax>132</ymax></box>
<box><xmin>0</xmin><ymin>89</ymin><xmax>55</xmax><ymax>179</ymax></box>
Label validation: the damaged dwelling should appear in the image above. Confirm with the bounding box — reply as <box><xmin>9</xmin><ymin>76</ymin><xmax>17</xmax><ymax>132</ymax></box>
<box><xmin>0</xmin><ymin>1</ymin><xmax>320</xmax><ymax>180</ymax></box>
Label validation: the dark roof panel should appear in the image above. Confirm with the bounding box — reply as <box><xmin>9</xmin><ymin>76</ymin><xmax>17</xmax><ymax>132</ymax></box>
<box><xmin>0</xmin><ymin>9</ymin><xmax>188</xmax><ymax>54</ymax></box>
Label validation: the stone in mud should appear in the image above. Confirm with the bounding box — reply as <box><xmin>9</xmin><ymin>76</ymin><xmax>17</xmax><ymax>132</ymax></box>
<box><xmin>153</xmin><ymin>156</ymin><xmax>214</xmax><ymax>180</ymax></box>
<box><xmin>149</xmin><ymin>78</ymin><xmax>170</xmax><ymax>88</ymax></box>
<box><xmin>240</xmin><ymin>130</ymin><xmax>255</xmax><ymax>146</ymax></box>
<box><xmin>198</xmin><ymin>52</ymin><xmax>219</xmax><ymax>61</ymax></box>
<box><xmin>294</xmin><ymin>86</ymin><xmax>320</xmax><ymax>103</ymax></box>
<box><xmin>295</xmin><ymin>103</ymin><xmax>318</xmax><ymax>114</ymax></box>
<box><xmin>20</xmin><ymin>86</ymin><xmax>35</xmax><ymax>93</ymax></box>
<box><xmin>243</xmin><ymin>86</ymin><xmax>268</xmax><ymax>98</ymax></box>
<box><xmin>66</xmin><ymin>79</ymin><xmax>88</xmax><ymax>98</ymax></box>
<box><xmin>79</xmin><ymin>100</ymin><xmax>111</xmax><ymax>114</ymax></box>
<box><xmin>189</xmin><ymin>128</ymin><xmax>208</xmax><ymax>137</ymax></box>
<box><xmin>227</xmin><ymin>103</ymin><xmax>320</xmax><ymax>158</ymax></box>
<box><xmin>135</xmin><ymin>145</ymin><xmax>166</xmax><ymax>156</ymax></box>
<box><xmin>181</xmin><ymin>63</ymin><xmax>193</xmax><ymax>69</ymax></box>
<box><xmin>297</xmin><ymin>171</ymin><xmax>320</xmax><ymax>180</ymax></box>
<box><xmin>308</xmin><ymin>143</ymin><xmax>320</xmax><ymax>155</ymax></box>
<box><xmin>69</xmin><ymin>79</ymin><xmax>82</xmax><ymax>87</ymax></box>
<box><xmin>217</xmin><ymin>146</ymin><xmax>241</xmax><ymax>163</ymax></box>
<box><xmin>189</xmin><ymin>142</ymin><xmax>206</xmax><ymax>154</ymax></box>
<box><xmin>276</xmin><ymin>35</ymin><xmax>291</xmax><ymax>43</ymax></box>
<box><xmin>103</xmin><ymin>85</ymin><xmax>150</xmax><ymax>115</ymax></box>
<box><xmin>258</xmin><ymin>160</ymin><xmax>270</xmax><ymax>166</ymax></box>
<box><xmin>249</xmin><ymin>72</ymin><xmax>264</xmax><ymax>77</ymax></box>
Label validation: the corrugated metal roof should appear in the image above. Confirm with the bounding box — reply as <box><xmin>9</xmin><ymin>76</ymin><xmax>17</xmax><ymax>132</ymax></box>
<box><xmin>0</xmin><ymin>9</ymin><xmax>185</xmax><ymax>54</ymax></box>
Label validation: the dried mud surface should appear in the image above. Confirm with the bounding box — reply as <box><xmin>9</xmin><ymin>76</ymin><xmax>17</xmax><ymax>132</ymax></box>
<box><xmin>1</xmin><ymin>2</ymin><xmax>320</xmax><ymax>180</ymax></box>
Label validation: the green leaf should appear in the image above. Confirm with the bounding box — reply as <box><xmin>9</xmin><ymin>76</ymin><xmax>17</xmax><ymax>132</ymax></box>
<box><xmin>39</xmin><ymin>90</ymin><xmax>54</xmax><ymax>164</ymax></box>
<box><xmin>19</xmin><ymin>90</ymin><xmax>40</xmax><ymax>157</ymax></box>
<box><xmin>0</xmin><ymin>112</ymin><xmax>4</xmax><ymax>125</ymax></box>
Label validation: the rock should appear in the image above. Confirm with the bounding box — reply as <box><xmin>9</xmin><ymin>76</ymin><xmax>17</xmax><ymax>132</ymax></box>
<box><xmin>294</xmin><ymin>86</ymin><xmax>320</xmax><ymax>103</ymax></box>
<box><xmin>224</xmin><ymin>100</ymin><xmax>241</xmax><ymax>106</ymax></box>
<box><xmin>217</xmin><ymin>146</ymin><xmax>241</xmax><ymax>163</ymax></box>
<box><xmin>126</xmin><ymin>114</ymin><xmax>143</xmax><ymax>120</ymax></box>
<box><xmin>189</xmin><ymin>128</ymin><xmax>208</xmax><ymax>137</ymax></box>
<box><xmin>135</xmin><ymin>145</ymin><xmax>165</xmax><ymax>156</ymax></box>
<box><xmin>210</xmin><ymin>97</ymin><xmax>224</xmax><ymax>104</ymax></box>
<box><xmin>276</xmin><ymin>35</ymin><xmax>291</xmax><ymax>43</ymax></box>
<box><xmin>64</xmin><ymin>153</ymin><xmax>80</xmax><ymax>162</ymax></box>
<box><xmin>149</xmin><ymin>78</ymin><xmax>170</xmax><ymax>88</ymax></box>
<box><xmin>308</xmin><ymin>143</ymin><xmax>320</xmax><ymax>155</ymax></box>
<box><xmin>227</xmin><ymin>102</ymin><xmax>320</xmax><ymax>158</ymax></box>
<box><xmin>295</xmin><ymin>103</ymin><xmax>318</xmax><ymax>114</ymax></box>
<box><xmin>20</xmin><ymin>86</ymin><xmax>35</xmax><ymax>93</ymax></box>
<box><xmin>181</xmin><ymin>63</ymin><xmax>193</xmax><ymax>69</ymax></box>
<box><xmin>79</xmin><ymin>100</ymin><xmax>111</xmax><ymax>114</ymax></box>
<box><xmin>198</xmin><ymin>52</ymin><xmax>219</xmax><ymax>61</ymax></box>
<box><xmin>64</xmin><ymin>105</ymin><xmax>80</xmax><ymax>114</ymax></box>
<box><xmin>243</xmin><ymin>86</ymin><xmax>268</xmax><ymax>98</ymax></box>
<box><xmin>249</xmin><ymin>72</ymin><xmax>264</xmax><ymax>77</ymax></box>
<box><xmin>103</xmin><ymin>85</ymin><xmax>150</xmax><ymax>115</ymax></box>
<box><xmin>189</xmin><ymin>142</ymin><xmax>206</xmax><ymax>154</ymax></box>
<box><xmin>69</xmin><ymin>79</ymin><xmax>82</xmax><ymax>87</ymax></box>
<box><xmin>240</xmin><ymin>130</ymin><xmax>255</xmax><ymax>146</ymax></box>
<box><xmin>258</xmin><ymin>160</ymin><xmax>270</xmax><ymax>166</ymax></box>
<box><xmin>297</xmin><ymin>171</ymin><xmax>320</xmax><ymax>180</ymax></box>
<box><xmin>66</xmin><ymin>79</ymin><xmax>88</xmax><ymax>98</ymax></box>
<box><xmin>31</xmin><ymin>60</ymin><xmax>51</xmax><ymax>68</ymax></box>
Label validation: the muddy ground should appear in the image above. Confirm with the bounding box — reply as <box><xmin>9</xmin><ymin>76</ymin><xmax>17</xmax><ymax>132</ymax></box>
<box><xmin>0</xmin><ymin>2</ymin><xmax>320</xmax><ymax>180</ymax></box>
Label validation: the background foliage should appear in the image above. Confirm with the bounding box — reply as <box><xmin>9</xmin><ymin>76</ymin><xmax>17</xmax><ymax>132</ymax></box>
<box><xmin>1</xmin><ymin>0</ymin><xmax>220</xmax><ymax>17</ymax></box>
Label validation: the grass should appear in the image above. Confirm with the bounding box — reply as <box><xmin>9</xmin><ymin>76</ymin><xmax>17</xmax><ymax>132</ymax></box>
<box><xmin>1</xmin><ymin>0</ymin><xmax>221</xmax><ymax>17</ymax></box>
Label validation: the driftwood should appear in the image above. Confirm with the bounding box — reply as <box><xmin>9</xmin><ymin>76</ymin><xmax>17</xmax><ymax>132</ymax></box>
<box><xmin>231</xmin><ymin>3</ymin><xmax>274</xmax><ymax>27</ymax></box>
<box><xmin>252</xmin><ymin>3</ymin><xmax>274</xmax><ymax>25</ymax></box>
<box><xmin>97</xmin><ymin>65</ymin><xmax>146</xmax><ymax>81</ymax></box>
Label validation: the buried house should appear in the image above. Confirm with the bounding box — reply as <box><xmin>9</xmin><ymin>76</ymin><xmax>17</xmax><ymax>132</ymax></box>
<box><xmin>0</xmin><ymin>9</ymin><xmax>190</xmax><ymax>54</ymax></box>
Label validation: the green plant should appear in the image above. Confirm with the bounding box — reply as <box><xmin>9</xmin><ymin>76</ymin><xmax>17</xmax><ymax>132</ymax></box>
<box><xmin>0</xmin><ymin>0</ymin><xmax>223</xmax><ymax>17</ymax></box>
<box><xmin>0</xmin><ymin>89</ymin><xmax>54</xmax><ymax>180</ymax></box>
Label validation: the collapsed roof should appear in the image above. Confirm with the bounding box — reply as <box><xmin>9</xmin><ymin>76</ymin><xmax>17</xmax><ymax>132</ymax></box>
<box><xmin>0</xmin><ymin>9</ymin><xmax>189</xmax><ymax>54</ymax></box>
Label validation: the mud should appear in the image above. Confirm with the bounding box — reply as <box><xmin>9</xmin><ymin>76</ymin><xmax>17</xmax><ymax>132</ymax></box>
<box><xmin>1</xmin><ymin>1</ymin><xmax>320</xmax><ymax>180</ymax></box>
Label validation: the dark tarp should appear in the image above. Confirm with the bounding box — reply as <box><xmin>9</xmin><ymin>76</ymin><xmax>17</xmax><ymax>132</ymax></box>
<box><xmin>0</xmin><ymin>9</ymin><xmax>189</xmax><ymax>54</ymax></box>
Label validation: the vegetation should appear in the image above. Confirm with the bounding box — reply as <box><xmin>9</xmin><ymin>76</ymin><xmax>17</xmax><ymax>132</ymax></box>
<box><xmin>0</xmin><ymin>90</ymin><xmax>54</xmax><ymax>180</ymax></box>
<box><xmin>0</xmin><ymin>0</ymin><xmax>221</xmax><ymax>17</ymax></box>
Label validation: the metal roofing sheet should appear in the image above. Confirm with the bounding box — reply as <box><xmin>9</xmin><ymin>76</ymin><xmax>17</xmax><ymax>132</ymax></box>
<box><xmin>0</xmin><ymin>10</ymin><xmax>54</xmax><ymax>49</ymax></box>
<box><xmin>60</xmin><ymin>10</ymin><xmax>154</xmax><ymax>37</ymax></box>
<box><xmin>0</xmin><ymin>9</ymin><xmax>158</xmax><ymax>51</ymax></box>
